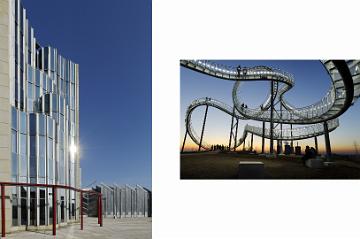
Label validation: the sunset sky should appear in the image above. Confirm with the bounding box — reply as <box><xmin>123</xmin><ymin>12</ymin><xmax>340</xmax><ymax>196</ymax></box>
<box><xmin>181</xmin><ymin>60</ymin><xmax>360</xmax><ymax>155</ymax></box>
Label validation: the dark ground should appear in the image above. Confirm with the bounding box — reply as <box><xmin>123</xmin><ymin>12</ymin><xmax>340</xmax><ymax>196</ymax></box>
<box><xmin>180</xmin><ymin>151</ymin><xmax>360</xmax><ymax>179</ymax></box>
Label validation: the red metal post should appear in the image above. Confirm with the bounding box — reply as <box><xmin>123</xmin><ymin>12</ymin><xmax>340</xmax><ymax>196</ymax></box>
<box><xmin>1</xmin><ymin>185</ymin><xmax>5</xmax><ymax>238</ymax></box>
<box><xmin>52</xmin><ymin>186</ymin><xmax>57</xmax><ymax>236</ymax></box>
<box><xmin>80</xmin><ymin>192</ymin><xmax>83</xmax><ymax>230</ymax></box>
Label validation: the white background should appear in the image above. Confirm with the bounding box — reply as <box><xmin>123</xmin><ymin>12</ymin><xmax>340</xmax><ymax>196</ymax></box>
<box><xmin>152</xmin><ymin>0</ymin><xmax>360</xmax><ymax>238</ymax></box>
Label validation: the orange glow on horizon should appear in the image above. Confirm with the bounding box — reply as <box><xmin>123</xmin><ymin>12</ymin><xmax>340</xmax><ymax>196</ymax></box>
<box><xmin>180</xmin><ymin>140</ymin><xmax>360</xmax><ymax>155</ymax></box>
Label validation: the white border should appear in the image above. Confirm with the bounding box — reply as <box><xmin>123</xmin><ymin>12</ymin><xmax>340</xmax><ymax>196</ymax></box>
<box><xmin>153</xmin><ymin>0</ymin><xmax>360</xmax><ymax>238</ymax></box>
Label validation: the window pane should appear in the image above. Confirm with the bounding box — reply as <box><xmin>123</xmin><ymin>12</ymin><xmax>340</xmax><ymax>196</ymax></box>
<box><xmin>29</xmin><ymin>156</ymin><xmax>36</xmax><ymax>178</ymax></box>
<box><xmin>45</xmin><ymin>94</ymin><xmax>50</xmax><ymax>114</ymax></box>
<box><xmin>29</xmin><ymin>114</ymin><xmax>36</xmax><ymax>135</ymax></box>
<box><xmin>29</xmin><ymin>188</ymin><xmax>36</xmax><ymax>225</ymax></box>
<box><xmin>27</xmin><ymin>67</ymin><xmax>33</xmax><ymax>83</ymax></box>
<box><xmin>12</xmin><ymin>196</ymin><xmax>18</xmax><ymax>226</ymax></box>
<box><xmin>21</xmin><ymin>197</ymin><xmax>27</xmax><ymax>225</ymax></box>
<box><xmin>20</xmin><ymin>154</ymin><xmax>27</xmax><ymax>177</ymax></box>
<box><xmin>39</xmin><ymin>156</ymin><xmax>45</xmax><ymax>178</ymax></box>
<box><xmin>11</xmin><ymin>129</ymin><xmax>17</xmax><ymax>153</ymax></box>
<box><xmin>29</xmin><ymin>135</ymin><xmax>36</xmax><ymax>157</ymax></box>
<box><xmin>12</xmin><ymin>107</ymin><xmax>17</xmax><ymax>129</ymax></box>
<box><xmin>39</xmin><ymin>189</ymin><xmax>46</xmax><ymax>225</ymax></box>
<box><xmin>39</xmin><ymin>136</ymin><xmax>46</xmax><ymax>179</ymax></box>
<box><xmin>48</xmin><ymin>119</ymin><xmax>54</xmax><ymax>138</ymax></box>
<box><xmin>19</xmin><ymin>111</ymin><xmax>26</xmax><ymax>134</ymax></box>
<box><xmin>19</xmin><ymin>134</ymin><xmax>26</xmax><ymax>155</ymax></box>
<box><xmin>35</xmin><ymin>69</ymin><xmax>40</xmax><ymax>86</ymax></box>
<box><xmin>12</xmin><ymin>153</ymin><xmax>18</xmax><ymax>177</ymax></box>
<box><xmin>28</xmin><ymin>82</ymin><xmax>33</xmax><ymax>99</ymax></box>
<box><xmin>38</xmin><ymin>114</ymin><xmax>45</xmax><ymax>136</ymax></box>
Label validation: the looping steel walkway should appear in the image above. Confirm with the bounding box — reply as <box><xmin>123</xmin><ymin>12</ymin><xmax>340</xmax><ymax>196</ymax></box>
<box><xmin>181</xmin><ymin>60</ymin><xmax>360</xmax><ymax>151</ymax></box>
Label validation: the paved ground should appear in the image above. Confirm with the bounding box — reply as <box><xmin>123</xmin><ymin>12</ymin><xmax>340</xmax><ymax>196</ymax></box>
<box><xmin>7</xmin><ymin>217</ymin><xmax>152</xmax><ymax>239</ymax></box>
<box><xmin>181</xmin><ymin>151</ymin><xmax>360</xmax><ymax>179</ymax></box>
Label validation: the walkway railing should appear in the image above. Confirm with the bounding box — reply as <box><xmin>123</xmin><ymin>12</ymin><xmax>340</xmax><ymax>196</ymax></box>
<box><xmin>0</xmin><ymin>182</ymin><xmax>103</xmax><ymax>237</ymax></box>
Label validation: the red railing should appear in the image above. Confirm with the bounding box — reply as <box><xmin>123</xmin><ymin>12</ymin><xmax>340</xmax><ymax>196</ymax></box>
<box><xmin>0</xmin><ymin>182</ymin><xmax>103</xmax><ymax>237</ymax></box>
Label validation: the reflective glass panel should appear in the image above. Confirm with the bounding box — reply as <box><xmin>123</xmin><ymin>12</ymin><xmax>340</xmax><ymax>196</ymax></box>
<box><xmin>11</xmin><ymin>129</ymin><xmax>17</xmax><ymax>153</ymax></box>
<box><xmin>29</xmin><ymin>156</ymin><xmax>36</xmax><ymax>178</ymax></box>
<box><xmin>48</xmin><ymin>119</ymin><xmax>54</xmax><ymax>138</ymax></box>
<box><xmin>29</xmin><ymin>135</ymin><xmax>36</xmax><ymax>157</ymax></box>
<box><xmin>19</xmin><ymin>134</ymin><xmax>26</xmax><ymax>155</ymax></box>
<box><xmin>27</xmin><ymin>82</ymin><xmax>33</xmax><ymax>99</ymax></box>
<box><xmin>20</xmin><ymin>154</ymin><xmax>27</xmax><ymax>177</ymax></box>
<box><xmin>12</xmin><ymin>107</ymin><xmax>17</xmax><ymax>130</ymax></box>
<box><xmin>11</xmin><ymin>152</ymin><xmax>18</xmax><ymax>176</ymax></box>
<box><xmin>39</xmin><ymin>136</ymin><xmax>46</xmax><ymax>158</ymax></box>
<box><xmin>29</xmin><ymin>114</ymin><xmax>36</xmax><ymax>135</ymax></box>
<box><xmin>19</xmin><ymin>111</ymin><xmax>26</xmax><ymax>134</ymax></box>
<box><xmin>38</xmin><ymin>114</ymin><xmax>45</xmax><ymax>136</ymax></box>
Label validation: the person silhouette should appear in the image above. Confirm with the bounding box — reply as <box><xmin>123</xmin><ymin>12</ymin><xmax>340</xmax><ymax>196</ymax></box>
<box><xmin>302</xmin><ymin>146</ymin><xmax>311</xmax><ymax>165</ymax></box>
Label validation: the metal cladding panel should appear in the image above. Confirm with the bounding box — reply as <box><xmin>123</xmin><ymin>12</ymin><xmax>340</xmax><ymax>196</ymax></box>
<box><xmin>131</xmin><ymin>189</ymin><xmax>136</xmax><ymax>216</ymax></box>
<box><xmin>125</xmin><ymin>186</ymin><xmax>132</xmax><ymax>216</ymax></box>
<box><xmin>144</xmin><ymin>192</ymin><xmax>148</xmax><ymax>217</ymax></box>
<box><xmin>117</xmin><ymin>187</ymin><xmax>121</xmax><ymax>216</ymax></box>
<box><xmin>113</xmin><ymin>186</ymin><xmax>120</xmax><ymax>216</ymax></box>
<box><xmin>120</xmin><ymin>187</ymin><xmax>126</xmax><ymax>217</ymax></box>
<box><xmin>88</xmin><ymin>184</ymin><xmax>151</xmax><ymax>218</ymax></box>
<box><xmin>136</xmin><ymin>186</ymin><xmax>145</xmax><ymax>216</ymax></box>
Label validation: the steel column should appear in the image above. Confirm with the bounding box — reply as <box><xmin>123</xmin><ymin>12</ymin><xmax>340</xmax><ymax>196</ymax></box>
<box><xmin>290</xmin><ymin>124</ymin><xmax>293</xmax><ymax>150</ymax></box>
<box><xmin>228</xmin><ymin>108</ymin><xmax>235</xmax><ymax>150</ymax></box>
<box><xmin>233</xmin><ymin>119</ymin><xmax>238</xmax><ymax>152</ymax></box>
<box><xmin>52</xmin><ymin>186</ymin><xmax>56</xmax><ymax>236</ymax></box>
<box><xmin>324</xmin><ymin>121</ymin><xmax>332</xmax><ymax>160</ymax></box>
<box><xmin>80</xmin><ymin>192</ymin><xmax>83</xmax><ymax>230</ymax></box>
<box><xmin>270</xmin><ymin>81</ymin><xmax>274</xmax><ymax>154</ymax></box>
<box><xmin>279</xmin><ymin>101</ymin><xmax>283</xmax><ymax>154</ymax></box>
<box><xmin>250</xmin><ymin>133</ymin><xmax>254</xmax><ymax>151</ymax></box>
<box><xmin>261</xmin><ymin>121</ymin><xmax>265</xmax><ymax>154</ymax></box>
<box><xmin>1</xmin><ymin>185</ymin><xmax>5</xmax><ymax>238</ymax></box>
<box><xmin>314</xmin><ymin>136</ymin><xmax>318</xmax><ymax>155</ymax></box>
<box><xmin>198</xmin><ymin>105</ymin><xmax>209</xmax><ymax>151</ymax></box>
<box><xmin>181</xmin><ymin>129</ymin><xmax>188</xmax><ymax>153</ymax></box>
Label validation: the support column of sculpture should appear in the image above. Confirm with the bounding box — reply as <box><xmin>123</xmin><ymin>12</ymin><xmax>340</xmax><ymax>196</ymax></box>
<box><xmin>324</xmin><ymin>121</ymin><xmax>332</xmax><ymax>160</ymax></box>
<box><xmin>234</xmin><ymin>118</ymin><xmax>238</xmax><ymax>152</ymax></box>
<box><xmin>279</xmin><ymin>100</ymin><xmax>283</xmax><ymax>154</ymax></box>
<box><xmin>250</xmin><ymin>133</ymin><xmax>254</xmax><ymax>152</ymax></box>
<box><xmin>290</xmin><ymin>124</ymin><xmax>293</xmax><ymax>153</ymax></box>
<box><xmin>261</xmin><ymin>121</ymin><xmax>265</xmax><ymax>154</ymax></box>
<box><xmin>198</xmin><ymin>105</ymin><xmax>209</xmax><ymax>151</ymax></box>
<box><xmin>181</xmin><ymin>128</ymin><xmax>188</xmax><ymax>153</ymax></box>
<box><xmin>269</xmin><ymin>81</ymin><xmax>274</xmax><ymax>154</ymax></box>
<box><xmin>228</xmin><ymin>107</ymin><xmax>235</xmax><ymax>151</ymax></box>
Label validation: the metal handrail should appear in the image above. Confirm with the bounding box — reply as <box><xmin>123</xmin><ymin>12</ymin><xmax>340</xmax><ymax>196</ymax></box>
<box><xmin>0</xmin><ymin>181</ymin><xmax>103</xmax><ymax>237</ymax></box>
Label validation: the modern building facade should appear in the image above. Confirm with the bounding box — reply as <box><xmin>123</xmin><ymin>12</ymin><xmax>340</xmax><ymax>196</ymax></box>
<box><xmin>0</xmin><ymin>0</ymin><xmax>80</xmax><ymax>232</ymax></box>
<box><xmin>87</xmin><ymin>184</ymin><xmax>151</xmax><ymax>218</ymax></box>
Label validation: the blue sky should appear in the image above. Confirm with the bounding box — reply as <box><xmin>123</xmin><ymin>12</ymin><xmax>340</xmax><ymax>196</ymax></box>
<box><xmin>23</xmin><ymin>0</ymin><xmax>152</xmax><ymax>188</ymax></box>
<box><xmin>181</xmin><ymin>60</ymin><xmax>360</xmax><ymax>154</ymax></box>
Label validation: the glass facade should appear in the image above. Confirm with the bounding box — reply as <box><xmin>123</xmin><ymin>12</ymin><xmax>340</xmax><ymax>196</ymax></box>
<box><xmin>10</xmin><ymin>0</ymin><xmax>80</xmax><ymax>227</ymax></box>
